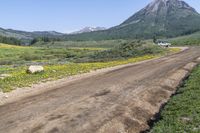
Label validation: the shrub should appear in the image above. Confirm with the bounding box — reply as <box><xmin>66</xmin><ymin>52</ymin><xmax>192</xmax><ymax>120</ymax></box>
<box><xmin>0</xmin><ymin>60</ymin><xmax>13</xmax><ymax>65</ymax></box>
<box><xmin>87</xmin><ymin>40</ymin><xmax>164</xmax><ymax>62</ymax></box>
<box><xmin>20</xmin><ymin>52</ymin><xmax>42</xmax><ymax>61</ymax></box>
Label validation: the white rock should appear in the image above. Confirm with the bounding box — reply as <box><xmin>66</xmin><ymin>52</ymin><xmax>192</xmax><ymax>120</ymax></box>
<box><xmin>4</xmin><ymin>94</ymin><xmax>8</xmax><ymax>98</ymax></box>
<box><xmin>27</xmin><ymin>66</ymin><xmax>44</xmax><ymax>74</ymax></box>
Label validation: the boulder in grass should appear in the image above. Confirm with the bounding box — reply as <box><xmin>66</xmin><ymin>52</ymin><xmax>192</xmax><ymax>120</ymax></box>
<box><xmin>27</xmin><ymin>66</ymin><xmax>44</xmax><ymax>74</ymax></box>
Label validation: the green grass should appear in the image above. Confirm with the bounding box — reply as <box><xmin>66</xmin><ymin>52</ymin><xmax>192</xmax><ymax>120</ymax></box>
<box><xmin>33</xmin><ymin>39</ymin><xmax>128</xmax><ymax>48</ymax></box>
<box><xmin>0</xmin><ymin>55</ymin><xmax>160</xmax><ymax>92</ymax></box>
<box><xmin>0</xmin><ymin>43</ymin><xmax>98</xmax><ymax>65</ymax></box>
<box><xmin>169</xmin><ymin>32</ymin><xmax>200</xmax><ymax>46</ymax></box>
<box><xmin>67</xmin><ymin>47</ymin><xmax>107</xmax><ymax>51</ymax></box>
<box><xmin>150</xmin><ymin>65</ymin><xmax>200</xmax><ymax>133</ymax></box>
<box><xmin>0</xmin><ymin>41</ymin><xmax>179</xmax><ymax>92</ymax></box>
<box><xmin>86</xmin><ymin>40</ymin><xmax>166</xmax><ymax>62</ymax></box>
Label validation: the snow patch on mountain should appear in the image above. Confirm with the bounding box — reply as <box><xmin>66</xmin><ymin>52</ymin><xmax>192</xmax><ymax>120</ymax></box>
<box><xmin>71</xmin><ymin>27</ymin><xmax>107</xmax><ymax>34</ymax></box>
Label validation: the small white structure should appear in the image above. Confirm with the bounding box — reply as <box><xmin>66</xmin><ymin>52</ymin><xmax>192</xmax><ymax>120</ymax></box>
<box><xmin>27</xmin><ymin>66</ymin><xmax>44</xmax><ymax>74</ymax></box>
<box><xmin>157</xmin><ymin>41</ymin><xmax>171</xmax><ymax>47</ymax></box>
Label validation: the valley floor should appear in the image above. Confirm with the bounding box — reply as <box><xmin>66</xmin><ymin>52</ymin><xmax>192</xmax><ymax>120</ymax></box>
<box><xmin>0</xmin><ymin>43</ymin><xmax>178</xmax><ymax>92</ymax></box>
<box><xmin>0</xmin><ymin>47</ymin><xmax>199</xmax><ymax>133</ymax></box>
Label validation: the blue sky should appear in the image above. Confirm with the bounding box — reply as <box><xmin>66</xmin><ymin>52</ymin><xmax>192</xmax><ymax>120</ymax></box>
<box><xmin>0</xmin><ymin>0</ymin><xmax>199</xmax><ymax>33</ymax></box>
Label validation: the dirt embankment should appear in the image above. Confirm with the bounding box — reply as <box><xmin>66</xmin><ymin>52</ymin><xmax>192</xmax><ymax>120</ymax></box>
<box><xmin>0</xmin><ymin>47</ymin><xmax>200</xmax><ymax>133</ymax></box>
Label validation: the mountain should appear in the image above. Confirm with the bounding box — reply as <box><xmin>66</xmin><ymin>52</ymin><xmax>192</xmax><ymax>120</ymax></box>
<box><xmin>117</xmin><ymin>0</ymin><xmax>200</xmax><ymax>38</ymax></box>
<box><xmin>31</xmin><ymin>31</ymin><xmax>64</xmax><ymax>37</ymax></box>
<box><xmin>1</xmin><ymin>0</ymin><xmax>200</xmax><ymax>42</ymax></box>
<box><xmin>0</xmin><ymin>28</ymin><xmax>32</xmax><ymax>40</ymax></box>
<box><xmin>64</xmin><ymin>0</ymin><xmax>200</xmax><ymax>40</ymax></box>
<box><xmin>71</xmin><ymin>27</ymin><xmax>107</xmax><ymax>34</ymax></box>
<box><xmin>0</xmin><ymin>28</ymin><xmax>64</xmax><ymax>42</ymax></box>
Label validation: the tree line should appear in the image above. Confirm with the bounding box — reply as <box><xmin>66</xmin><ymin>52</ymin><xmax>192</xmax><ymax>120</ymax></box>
<box><xmin>0</xmin><ymin>35</ymin><xmax>22</xmax><ymax>45</ymax></box>
<box><xmin>30</xmin><ymin>37</ymin><xmax>62</xmax><ymax>45</ymax></box>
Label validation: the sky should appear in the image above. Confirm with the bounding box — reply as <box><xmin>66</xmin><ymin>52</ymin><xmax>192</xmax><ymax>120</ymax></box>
<box><xmin>0</xmin><ymin>0</ymin><xmax>199</xmax><ymax>33</ymax></box>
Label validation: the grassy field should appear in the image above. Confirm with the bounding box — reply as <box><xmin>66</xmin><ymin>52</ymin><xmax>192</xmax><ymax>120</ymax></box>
<box><xmin>150</xmin><ymin>65</ymin><xmax>200</xmax><ymax>133</ymax></box>
<box><xmin>33</xmin><ymin>39</ymin><xmax>128</xmax><ymax>48</ymax></box>
<box><xmin>0</xmin><ymin>55</ymin><xmax>160</xmax><ymax>92</ymax></box>
<box><xmin>0</xmin><ymin>41</ymin><xmax>179</xmax><ymax>92</ymax></box>
<box><xmin>169</xmin><ymin>32</ymin><xmax>200</xmax><ymax>46</ymax></box>
<box><xmin>0</xmin><ymin>43</ymin><xmax>99</xmax><ymax>65</ymax></box>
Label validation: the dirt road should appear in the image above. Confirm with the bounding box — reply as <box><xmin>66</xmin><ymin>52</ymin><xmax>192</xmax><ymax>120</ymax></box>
<box><xmin>0</xmin><ymin>47</ymin><xmax>200</xmax><ymax>133</ymax></box>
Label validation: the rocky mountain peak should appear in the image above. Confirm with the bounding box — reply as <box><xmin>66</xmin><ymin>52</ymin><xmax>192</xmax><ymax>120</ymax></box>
<box><xmin>146</xmin><ymin>0</ymin><xmax>197</xmax><ymax>14</ymax></box>
<box><xmin>114</xmin><ymin>0</ymin><xmax>200</xmax><ymax>39</ymax></box>
<box><xmin>120</xmin><ymin>0</ymin><xmax>199</xmax><ymax>27</ymax></box>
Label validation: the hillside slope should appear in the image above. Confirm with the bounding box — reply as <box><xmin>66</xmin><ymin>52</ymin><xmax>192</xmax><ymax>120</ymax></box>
<box><xmin>64</xmin><ymin>0</ymin><xmax>200</xmax><ymax>40</ymax></box>
<box><xmin>117</xmin><ymin>0</ymin><xmax>200</xmax><ymax>38</ymax></box>
<box><xmin>0</xmin><ymin>28</ymin><xmax>64</xmax><ymax>41</ymax></box>
<box><xmin>169</xmin><ymin>31</ymin><xmax>200</xmax><ymax>45</ymax></box>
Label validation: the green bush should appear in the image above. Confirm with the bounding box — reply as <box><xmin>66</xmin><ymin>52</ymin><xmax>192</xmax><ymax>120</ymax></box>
<box><xmin>87</xmin><ymin>40</ymin><xmax>164</xmax><ymax>62</ymax></box>
<box><xmin>0</xmin><ymin>60</ymin><xmax>13</xmax><ymax>65</ymax></box>
<box><xmin>0</xmin><ymin>35</ymin><xmax>22</xmax><ymax>45</ymax></box>
<box><xmin>20</xmin><ymin>52</ymin><xmax>42</xmax><ymax>61</ymax></box>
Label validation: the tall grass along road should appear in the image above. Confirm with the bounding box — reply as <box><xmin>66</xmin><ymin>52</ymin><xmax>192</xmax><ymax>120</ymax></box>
<box><xmin>150</xmin><ymin>65</ymin><xmax>200</xmax><ymax>133</ymax></box>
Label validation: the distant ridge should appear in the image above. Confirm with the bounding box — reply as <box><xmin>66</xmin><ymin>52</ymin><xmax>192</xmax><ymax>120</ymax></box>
<box><xmin>0</xmin><ymin>28</ymin><xmax>64</xmax><ymax>41</ymax></box>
